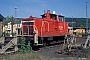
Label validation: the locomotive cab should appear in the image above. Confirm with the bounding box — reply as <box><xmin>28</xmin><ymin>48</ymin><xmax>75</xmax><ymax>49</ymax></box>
<box><xmin>41</xmin><ymin>11</ymin><xmax>58</xmax><ymax>20</ymax></box>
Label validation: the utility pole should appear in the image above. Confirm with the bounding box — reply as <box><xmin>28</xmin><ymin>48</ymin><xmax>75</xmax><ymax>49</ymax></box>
<box><xmin>15</xmin><ymin>7</ymin><xmax>18</xmax><ymax>36</ymax></box>
<box><xmin>85</xmin><ymin>2</ymin><xmax>88</xmax><ymax>33</ymax></box>
<box><xmin>72</xmin><ymin>16</ymin><xmax>73</xmax><ymax>29</ymax></box>
<box><xmin>15</xmin><ymin>7</ymin><xmax>17</xmax><ymax>18</ymax></box>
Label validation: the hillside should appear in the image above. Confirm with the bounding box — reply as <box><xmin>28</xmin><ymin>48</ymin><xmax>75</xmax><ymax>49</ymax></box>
<box><xmin>65</xmin><ymin>18</ymin><xmax>90</xmax><ymax>28</ymax></box>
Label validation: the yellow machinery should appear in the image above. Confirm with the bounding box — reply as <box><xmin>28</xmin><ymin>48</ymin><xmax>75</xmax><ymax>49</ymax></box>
<box><xmin>74</xmin><ymin>29</ymin><xmax>85</xmax><ymax>34</ymax></box>
<box><xmin>69</xmin><ymin>28</ymin><xmax>85</xmax><ymax>36</ymax></box>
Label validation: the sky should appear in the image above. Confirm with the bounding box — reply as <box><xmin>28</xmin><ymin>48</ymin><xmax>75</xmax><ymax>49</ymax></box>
<box><xmin>0</xmin><ymin>0</ymin><xmax>90</xmax><ymax>18</ymax></box>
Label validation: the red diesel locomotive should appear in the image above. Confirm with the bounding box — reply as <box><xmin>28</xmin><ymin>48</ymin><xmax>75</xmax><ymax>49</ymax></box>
<box><xmin>22</xmin><ymin>10</ymin><xmax>68</xmax><ymax>46</ymax></box>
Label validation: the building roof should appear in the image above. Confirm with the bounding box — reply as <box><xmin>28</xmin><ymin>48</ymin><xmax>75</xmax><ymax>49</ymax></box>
<box><xmin>12</xmin><ymin>19</ymin><xmax>21</xmax><ymax>24</ymax></box>
<box><xmin>0</xmin><ymin>14</ymin><xmax>4</xmax><ymax>21</ymax></box>
<box><xmin>58</xmin><ymin>15</ymin><xmax>64</xmax><ymax>17</ymax></box>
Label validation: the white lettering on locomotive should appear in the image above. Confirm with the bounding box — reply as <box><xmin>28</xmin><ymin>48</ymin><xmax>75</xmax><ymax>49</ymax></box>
<box><xmin>59</xmin><ymin>26</ymin><xmax>63</xmax><ymax>30</ymax></box>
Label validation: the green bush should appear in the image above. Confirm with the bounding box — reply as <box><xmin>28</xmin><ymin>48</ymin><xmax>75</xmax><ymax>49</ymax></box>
<box><xmin>21</xmin><ymin>37</ymin><xmax>32</xmax><ymax>53</ymax></box>
<box><xmin>79</xmin><ymin>48</ymin><xmax>88</xmax><ymax>58</ymax></box>
<box><xmin>11</xmin><ymin>33</ymin><xmax>16</xmax><ymax>36</ymax></box>
<box><xmin>5</xmin><ymin>33</ymin><xmax>10</xmax><ymax>36</ymax></box>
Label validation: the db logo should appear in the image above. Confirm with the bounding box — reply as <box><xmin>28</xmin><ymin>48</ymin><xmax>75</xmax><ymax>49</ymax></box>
<box><xmin>59</xmin><ymin>26</ymin><xmax>63</xmax><ymax>30</ymax></box>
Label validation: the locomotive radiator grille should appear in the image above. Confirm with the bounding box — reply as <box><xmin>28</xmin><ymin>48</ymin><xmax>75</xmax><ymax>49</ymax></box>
<box><xmin>23</xmin><ymin>25</ymin><xmax>33</xmax><ymax>35</ymax></box>
<box><xmin>22</xmin><ymin>20</ymin><xmax>34</xmax><ymax>35</ymax></box>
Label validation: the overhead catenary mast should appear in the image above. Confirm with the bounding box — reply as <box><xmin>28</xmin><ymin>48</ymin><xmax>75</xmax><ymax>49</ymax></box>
<box><xmin>85</xmin><ymin>2</ymin><xmax>88</xmax><ymax>33</ymax></box>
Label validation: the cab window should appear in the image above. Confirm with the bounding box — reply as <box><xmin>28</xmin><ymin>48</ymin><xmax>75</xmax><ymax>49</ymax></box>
<box><xmin>58</xmin><ymin>15</ymin><xmax>64</xmax><ymax>22</ymax></box>
<box><xmin>50</xmin><ymin>14</ymin><xmax>57</xmax><ymax>20</ymax></box>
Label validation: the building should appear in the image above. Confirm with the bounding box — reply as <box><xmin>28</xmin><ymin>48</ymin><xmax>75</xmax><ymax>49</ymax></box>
<box><xmin>0</xmin><ymin>14</ymin><xmax>4</xmax><ymax>34</ymax></box>
<box><xmin>3</xmin><ymin>20</ymin><xmax>22</xmax><ymax>36</ymax></box>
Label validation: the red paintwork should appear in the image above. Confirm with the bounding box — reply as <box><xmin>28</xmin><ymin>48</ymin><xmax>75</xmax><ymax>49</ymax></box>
<box><xmin>22</xmin><ymin>11</ymin><xmax>68</xmax><ymax>37</ymax></box>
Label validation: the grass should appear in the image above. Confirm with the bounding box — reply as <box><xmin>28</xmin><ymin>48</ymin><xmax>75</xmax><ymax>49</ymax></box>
<box><xmin>0</xmin><ymin>52</ymin><xmax>51</xmax><ymax>60</ymax></box>
<box><xmin>0</xmin><ymin>52</ymin><xmax>89</xmax><ymax>60</ymax></box>
<box><xmin>0</xmin><ymin>38</ymin><xmax>90</xmax><ymax>60</ymax></box>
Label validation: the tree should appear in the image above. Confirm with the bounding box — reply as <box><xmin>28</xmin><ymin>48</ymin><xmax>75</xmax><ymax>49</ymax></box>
<box><xmin>3</xmin><ymin>16</ymin><xmax>13</xmax><ymax>25</ymax></box>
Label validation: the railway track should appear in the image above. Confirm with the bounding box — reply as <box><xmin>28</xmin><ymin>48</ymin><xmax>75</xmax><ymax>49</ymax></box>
<box><xmin>32</xmin><ymin>42</ymin><xmax>63</xmax><ymax>52</ymax></box>
<box><xmin>32</xmin><ymin>36</ymin><xmax>89</xmax><ymax>58</ymax></box>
